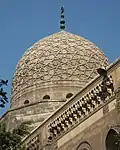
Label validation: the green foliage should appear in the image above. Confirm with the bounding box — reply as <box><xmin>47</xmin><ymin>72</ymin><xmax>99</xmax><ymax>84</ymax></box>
<box><xmin>0</xmin><ymin>121</ymin><xmax>32</xmax><ymax>150</ymax></box>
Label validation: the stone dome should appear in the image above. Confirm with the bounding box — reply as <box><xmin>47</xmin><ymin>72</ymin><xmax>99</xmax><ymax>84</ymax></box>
<box><xmin>11</xmin><ymin>31</ymin><xmax>109</xmax><ymax>107</ymax></box>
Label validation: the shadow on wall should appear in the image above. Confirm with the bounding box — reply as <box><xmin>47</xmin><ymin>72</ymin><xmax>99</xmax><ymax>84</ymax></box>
<box><xmin>105</xmin><ymin>129</ymin><xmax>118</xmax><ymax>150</ymax></box>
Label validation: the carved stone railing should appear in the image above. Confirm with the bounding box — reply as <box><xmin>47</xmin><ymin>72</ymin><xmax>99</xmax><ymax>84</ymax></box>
<box><xmin>26</xmin><ymin>135</ymin><xmax>40</xmax><ymax>150</ymax></box>
<box><xmin>47</xmin><ymin>75</ymin><xmax>114</xmax><ymax>141</ymax></box>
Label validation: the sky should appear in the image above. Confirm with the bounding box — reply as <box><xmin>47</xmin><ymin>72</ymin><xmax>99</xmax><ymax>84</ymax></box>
<box><xmin>0</xmin><ymin>0</ymin><xmax>120</xmax><ymax>116</ymax></box>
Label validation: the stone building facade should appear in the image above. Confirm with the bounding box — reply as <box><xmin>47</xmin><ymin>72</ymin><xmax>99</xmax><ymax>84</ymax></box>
<box><xmin>21</xmin><ymin>57</ymin><xmax>120</xmax><ymax>150</ymax></box>
<box><xmin>1</xmin><ymin>30</ymin><xmax>120</xmax><ymax>150</ymax></box>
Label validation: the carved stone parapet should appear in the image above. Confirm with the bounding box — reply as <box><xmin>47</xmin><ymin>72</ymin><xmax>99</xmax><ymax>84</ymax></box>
<box><xmin>26</xmin><ymin>135</ymin><xmax>40</xmax><ymax>150</ymax></box>
<box><xmin>47</xmin><ymin>75</ymin><xmax>114</xmax><ymax>141</ymax></box>
<box><xmin>115</xmin><ymin>87</ymin><xmax>120</xmax><ymax>101</ymax></box>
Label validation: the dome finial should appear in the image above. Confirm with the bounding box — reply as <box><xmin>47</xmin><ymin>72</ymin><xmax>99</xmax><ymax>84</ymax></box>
<box><xmin>60</xmin><ymin>6</ymin><xmax>65</xmax><ymax>31</ymax></box>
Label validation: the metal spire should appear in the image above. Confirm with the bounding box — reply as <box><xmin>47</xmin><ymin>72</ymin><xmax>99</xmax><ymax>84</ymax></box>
<box><xmin>60</xmin><ymin>6</ymin><xmax>65</xmax><ymax>30</ymax></box>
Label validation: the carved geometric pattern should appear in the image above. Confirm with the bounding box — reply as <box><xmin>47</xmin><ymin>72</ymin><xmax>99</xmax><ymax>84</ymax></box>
<box><xmin>12</xmin><ymin>31</ymin><xmax>109</xmax><ymax>99</ymax></box>
<box><xmin>26</xmin><ymin>135</ymin><xmax>40</xmax><ymax>150</ymax></box>
<box><xmin>77</xmin><ymin>142</ymin><xmax>92</xmax><ymax>150</ymax></box>
<box><xmin>47</xmin><ymin>75</ymin><xmax>114</xmax><ymax>140</ymax></box>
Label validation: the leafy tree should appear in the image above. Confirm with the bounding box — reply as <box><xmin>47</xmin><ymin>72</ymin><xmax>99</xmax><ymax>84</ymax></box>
<box><xmin>0</xmin><ymin>121</ymin><xmax>32</xmax><ymax>150</ymax></box>
<box><xmin>0</xmin><ymin>79</ymin><xmax>8</xmax><ymax>108</ymax></box>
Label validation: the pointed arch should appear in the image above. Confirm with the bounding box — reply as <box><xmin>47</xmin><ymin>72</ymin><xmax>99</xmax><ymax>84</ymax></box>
<box><xmin>105</xmin><ymin>129</ymin><xmax>118</xmax><ymax>150</ymax></box>
<box><xmin>76</xmin><ymin>141</ymin><xmax>92</xmax><ymax>150</ymax></box>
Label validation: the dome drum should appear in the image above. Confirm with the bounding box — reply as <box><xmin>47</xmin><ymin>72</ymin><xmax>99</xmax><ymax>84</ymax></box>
<box><xmin>11</xmin><ymin>83</ymin><xmax>83</xmax><ymax>108</ymax></box>
<box><xmin>11</xmin><ymin>31</ymin><xmax>109</xmax><ymax>113</ymax></box>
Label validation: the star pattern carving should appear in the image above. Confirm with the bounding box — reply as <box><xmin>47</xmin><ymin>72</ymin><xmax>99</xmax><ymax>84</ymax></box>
<box><xmin>12</xmin><ymin>31</ymin><xmax>109</xmax><ymax>99</ymax></box>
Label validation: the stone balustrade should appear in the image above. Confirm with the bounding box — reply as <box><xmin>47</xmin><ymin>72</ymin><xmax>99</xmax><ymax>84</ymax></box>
<box><xmin>26</xmin><ymin>135</ymin><xmax>40</xmax><ymax>150</ymax></box>
<box><xmin>47</xmin><ymin>75</ymin><xmax>114</xmax><ymax>141</ymax></box>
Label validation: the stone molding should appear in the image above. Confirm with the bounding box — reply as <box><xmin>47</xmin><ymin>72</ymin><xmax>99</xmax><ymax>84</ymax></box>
<box><xmin>76</xmin><ymin>141</ymin><xmax>92</xmax><ymax>150</ymax></box>
<box><xmin>47</xmin><ymin>75</ymin><xmax>114</xmax><ymax>141</ymax></box>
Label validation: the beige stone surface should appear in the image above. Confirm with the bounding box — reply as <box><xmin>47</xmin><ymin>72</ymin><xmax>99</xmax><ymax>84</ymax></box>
<box><xmin>2</xmin><ymin>29</ymin><xmax>120</xmax><ymax>150</ymax></box>
<box><xmin>11</xmin><ymin>31</ymin><xmax>109</xmax><ymax>107</ymax></box>
<box><xmin>57</xmin><ymin>98</ymin><xmax>116</xmax><ymax>148</ymax></box>
<box><xmin>15</xmin><ymin>58</ymin><xmax>119</xmax><ymax>150</ymax></box>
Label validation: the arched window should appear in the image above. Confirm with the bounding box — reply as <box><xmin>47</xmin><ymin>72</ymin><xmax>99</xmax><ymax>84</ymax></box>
<box><xmin>24</xmin><ymin>100</ymin><xmax>29</xmax><ymax>104</ymax></box>
<box><xmin>76</xmin><ymin>141</ymin><xmax>92</xmax><ymax>150</ymax></box>
<box><xmin>66</xmin><ymin>93</ymin><xmax>73</xmax><ymax>99</ymax></box>
<box><xmin>43</xmin><ymin>95</ymin><xmax>50</xmax><ymax>100</ymax></box>
<box><xmin>106</xmin><ymin>129</ymin><xmax>118</xmax><ymax>150</ymax></box>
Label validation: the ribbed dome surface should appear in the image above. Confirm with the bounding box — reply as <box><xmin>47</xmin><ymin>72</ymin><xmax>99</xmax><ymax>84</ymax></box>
<box><xmin>11</xmin><ymin>31</ymin><xmax>109</xmax><ymax>102</ymax></box>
